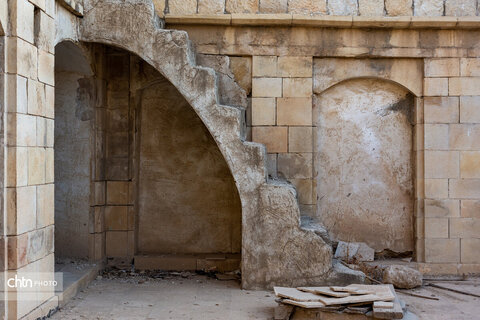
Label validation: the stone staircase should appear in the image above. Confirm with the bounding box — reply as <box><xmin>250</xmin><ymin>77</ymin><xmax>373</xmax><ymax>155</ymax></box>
<box><xmin>79</xmin><ymin>0</ymin><xmax>364</xmax><ymax>289</ymax></box>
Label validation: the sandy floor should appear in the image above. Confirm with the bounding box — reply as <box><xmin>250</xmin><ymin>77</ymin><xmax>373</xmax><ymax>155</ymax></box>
<box><xmin>51</xmin><ymin>274</ymin><xmax>480</xmax><ymax>320</ymax></box>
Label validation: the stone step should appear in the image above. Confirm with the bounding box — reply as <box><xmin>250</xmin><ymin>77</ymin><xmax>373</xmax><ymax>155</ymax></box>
<box><xmin>134</xmin><ymin>254</ymin><xmax>241</xmax><ymax>272</ymax></box>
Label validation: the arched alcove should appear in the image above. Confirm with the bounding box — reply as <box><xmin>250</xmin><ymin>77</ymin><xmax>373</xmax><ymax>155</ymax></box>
<box><xmin>314</xmin><ymin>78</ymin><xmax>415</xmax><ymax>253</ymax></box>
<box><xmin>54</xmin><ymin>41</ymin><xmax>94</xmax><ymax>259</ymax></box>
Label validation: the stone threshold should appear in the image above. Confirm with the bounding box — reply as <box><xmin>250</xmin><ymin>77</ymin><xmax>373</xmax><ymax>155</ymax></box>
<box><xmin>134</xmin><ymin>253</ymin><xmax>241</xmax><ymax>272</ymax></box>
<box><xmin>165</xmin><ymin>14</ymin><xmax>480</xmax><ymax>29</ymax></box>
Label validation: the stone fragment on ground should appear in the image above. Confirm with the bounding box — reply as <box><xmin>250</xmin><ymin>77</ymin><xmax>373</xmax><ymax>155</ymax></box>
<box><xmin>382</xmin><ymin>265</ymin><xmax>423</xmax><ymax>289</ymax></box>
<box><xmin>334</xmin><ymin>241</ymin><xmax>375</xmax><ymax>262</ymax></box>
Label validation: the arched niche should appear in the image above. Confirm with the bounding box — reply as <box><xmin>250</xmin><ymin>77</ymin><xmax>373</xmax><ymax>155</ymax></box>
<box><xmin>314</xmin><ymin>78</ymin><xmax>415</xmax><ymax>253</ymax></box>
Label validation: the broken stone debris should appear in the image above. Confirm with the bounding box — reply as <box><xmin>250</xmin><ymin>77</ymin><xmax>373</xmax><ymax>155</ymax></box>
<box><xmin>383</xmin><ymin>265</ymin><xmax>423</xmax><ymax>289</ymax></box>
<box><xmin>334</xmin><ymin>241</ymin><xmax>375</xmax><ymax>262</ymax></box>
<box><xmin>274</xmin><ymin>284</ymin><xmax>405</xmax><ymax>319</ymax></box>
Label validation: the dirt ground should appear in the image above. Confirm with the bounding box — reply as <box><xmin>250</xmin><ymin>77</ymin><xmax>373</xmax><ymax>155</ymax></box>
<box><xmin>51</xmin><ymin>274</ymin><xmax>480</xmax><ymax>320</ymax></box>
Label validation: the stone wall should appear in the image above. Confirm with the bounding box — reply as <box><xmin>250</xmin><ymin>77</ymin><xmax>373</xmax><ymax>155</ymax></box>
<box><xmin>155</xmin><ymin>0</ymin><xmax>480</xmax><ymax>16</ymax></box>
<box><xmin>2</xmin><ymin>0</ymin><xmax>57</xmax><ymax>318</ymax></box>
<box><xmin>170</xmin><ymin>22</ymin><xmax>480</xmax><ymax>276</ymax></box>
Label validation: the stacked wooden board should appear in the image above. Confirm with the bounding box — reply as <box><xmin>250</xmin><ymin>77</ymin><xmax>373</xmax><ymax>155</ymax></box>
<box><xmin>274</xmin><ymin>284</ymin><xmax>404</xmax><ymax>319</ymax></box>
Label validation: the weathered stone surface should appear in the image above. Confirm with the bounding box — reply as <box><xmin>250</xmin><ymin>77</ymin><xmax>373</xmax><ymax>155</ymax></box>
<box><xmin>314</xmin><ymin>79</ymin><xmax>414</xmax><ymax>253</ymax></box>
<box><xmin>288</xmin><ymin>0</ymin><xmax>327</xmax><ymax>14</ymax></box>
<box><xmin>334</xmin><ymin>241</ymin><xmax>375</xmax><ymax>262</ymax></box>
<box><xmin>359</xmin><ymin>0</ymin><xmax>384</xmax><ymax>16</ymax></box>
<box><xmin>198</xmin><ymin>0</ymin><xmax>225</xmax><ymax>14</ymax></box>
<box><xmin>327</xmin><ymin>0</ymin><xmax>358</xmax><ymax>15</ymax></box>
<box><xmin>385</xmin><ymin>0</ymin><xmax>412</xmax><ymax>16</ymax></box>
<box><xmin>152</xmin><ymin>0</ymin><xmax>165</xmax><ymax>16</ymax></box>
<box><xmin>414</xmin><ymin>0</ymin><xmax>444</xmax><ymax>16</ymax></box>
<box><xmin>383</xmin><ymin>265</ymin><xmax>423</xmax><ymax>289</ymax></box>
<box><xmin>445</xmin><ymin>0</ymin><xmax>476</xmax><ymax>16</ymax></box>
<box><xmin>168</xmin><ymin>0</ymin><xmax>197</xmax><ymax>14</ymax></box>
<box><xmin>226</xmin><ymin>0</ymin><xmax>259</xmax><ymax>13</ymax></box>
<box><xmin>229</xmin><ymin>56</ymin><xmax>252</xmax><ymax>95</ymax></box>
<box><xmin>259</xmin><ymin>0</ymin><xmax>287</xmax><ymax>13</ymax></box>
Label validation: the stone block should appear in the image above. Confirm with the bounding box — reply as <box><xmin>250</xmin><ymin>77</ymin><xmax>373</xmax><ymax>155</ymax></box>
<box><xmin>36</xmin><ymin>183</ymin><xmax>54</xmax><ymax>228</ymax></box>
<box><xmin>277</xmin><ymin>153</ymin><xmax>312</xmax><ymax>179</ymax></box>
<box><xmin>6</xmin><ymin>37</ymin><xmax>37</xmax><ymax>79</ymax></box>
<box><xmin>35</xmin><ymin>10</ymin><xmax>55</xmax><ymax>54</ymax></box>
<box><xmin>327</xmin><ymin>0</ymin><xmax>358</xmax><ymax>15</ymax></box>
<box><xmin>94</xmin><ymin>207</ymin><xmax>105</xmax><ymax>233</ymax></box>
<box><xmin>168</xmin><ymin>0</ymin><xmax>197</xmax><ymax>14</ymax></box>
<box><xmin>334</xmin><ymin>241</ymin><xmax>375</xmax><ymax>262</ymax></box>
<box><xmin>425</xmin><ymin>59</ymin><xmax>459</xmax><ymax>77</ymax></box>
<box><xmin>45</xmin><ymin>0</ymin><xmax>54</xmax><ymax>16</ymax></box>
<box><xmin>460</xmin><ymin>96</ymin><xmax>480</xmax><ymax>123</ymax></box>
<box><xmin>359</xmin><ymin>0</ymin><xmax>384</xmax><ymax>16</ymax></box>
<box><xmin>6</xmin><ymin>73</ymin><xmax>28</xmax><ymax>114</ymax></box>
<box><xmin>424</xmin><ymin>97</ymin><xmax>459</xmax><ymax>124</ymax></box>
<box><xmin>460</xmin><ymin>58</ymin><xmax>480</xmax><ymax>77</ymax></box>
<box><xmin>7</xmin><ymin>147</ymin><xmax>28</xmax><ymax>187</ymax></box>
<box><xmin>28</xmin><ymin>147</ymin><xmax>45</xmax><ymax>185</ymax></box>
<box><xmin>385</xmin><ymin>0</ymin><xmax>412</xmax><ymax>16</ymax></box>
<box><xmin>290</xmin><ymin>178</ymin><xmax>313</xmax><ymax>204</ymax></box>
<box><xmin>252</xmin><ymin>78</ymin><xmax>282</xmax><ymax>97</ymax></box>
<box><xmin>38</xmin><ymin>50</ymin><xmax>54</xmax><ymax>86</ymax></box>
<box><xmin>461</xmin><ymin>200</ymin><xmax>480</xmax><ymax>218</ymax></box>
<box><xmin>288</xmin><ymin>0</ymin><xmax>327</xmax><ymax>14</ymax></box>
<box><xmin>252</xmin><ymin>56</ymin><xmax>277</xmax><ymax>77</ymax></box>
<box><xmin>36</xmin><ymin>117</ymin><xmax>45</xmax><ymax>147</ymax></box>
<box><xmin>105</xmin><ymin>206</ymin><xmax>128</xmax><ymax>231</ymax></box>
<box><xmin>16</xmin><ymin>186</ymin><xmax>37</xmax><ymax>234</ymax></box>
<box><xmin>289</xmin><ymin>126</ymin><xmax>313</xmax><ymax>152</ymax></box>
<box><xmin>449</xmin><ymin>124</ymin><xmax>480</xmax><ymax>150</ymax></box>
<box><xmin>46</xmin><ymin>118</ymin><xmax>54</xmax><ymax>147</ymax></box>
<box><xmin>229</xmin><ymin>56</ymin><xmax>252</xmax><ymax>95</ymax></box>
<box><xmin>424</xmin><ymin>124</ymin><xmax>448</xmax><ymax>150</ymax></box>
<box><xmin>424</xmin><ymin>78</ymin><xmax>448</xmax><ymax>96</ymax></box>
<box><xmin>27</xmin><ymin>228</ymin><xmax>47</xmax><ymax>262</ymax></box>
<box><xmin>277</xmin><ymin>97</ymin><xmax>312</xmax><ymax>126</ymax></box>
<box><xmin>259</xmin><ymin>0</ymin><xmax>287</xmax><ymax>13</ymax></box>
<box><xmin>425</xmin><ymin>238</ymin><xmax>460</xmax><ymax>263</ymax></box>
<box><xmin>152</xmin><ymin>0</ymin><xmax>166</xmax><ymax>16</ymax></box>
<box><xmin>27</xmin><ymin>79</ymin><xmax>45</xmax><ymax>116</ymax></box>
<box><xmin>198</xmin><ymin>0</ymin><xmax>225</xmax><ymax>14</ymax></box>
<box><xmin>44</xmin><ymin>85</ymin><xmax>54</xmax><ymax>119</ymax></box>
<box><xmin>425</xmin><ymin>151</ymin><xmax>459</xmax><ymax>178</ymax></box>
<box><xmin>425</xmin><ymin>179</ymin><xmax>448</xmax><ymax>199</ymax></box>
<box><xmin>277</xmin><ymin>56</ymin><xmax>312</xmax><ymax>77</ymax></box>
<box><xmin>45</xmin><ymin>147</ymin><xmax>53</xmax><ymax>183</ymax></box>
<box><xmin>94</xmin><ymin>181</ymin><xmax>105</xmax><ymax>206</ymax></box>
<box><xmin>226</xmin><ymin>0</ymin><xmax>259</xmax><ymax>13</ymax></box>
<box><xmin>10</xmin><ymin>0</ymin><xmax>35</xmax><ymax>44</ymax></box>
<box><xmin>425</xmin><ymin>218</ymin><xmax>449</xmax><ymax>238</ymax></box>
<box><xmin>461</xmin><ymin>239</ymin><xmax>480</xmax><ymax>263</ymax></box>
<box><xmin>252</xmin><ymin>126</ymin><xmax>288</xmax><ymax>153</ymax></box>
<box><xmin>106</xmin><ymin>231</ymin><xmax>128</xmax><ymax>257</ymax></box>
<box><xmin>389</xmin><ymin>30</ymin><xmax>418</xmax><ymax>47</ymax></box>
<box><xmin>425</xmin><ymin>199</ymin><xmax>459</xmax><ymax>217</ymax></box>
<box><xmin>450</xmin><ymin>218</ymin><xmax>480</xmax><ymax>238</ymax></box>
<box><xmin>414</xmin><ymin>0</ymin><xmax>444</xmax><ymax>16</ymax></box>
<box><xmin>283</xmin><ymin>78</ymin><xmax>312</xmax><ymax>97</ymax></box>
<box><xmin>445</xmin><ymin>0</ymin><xmax>476</xmax><ymax>16</ymax></box>
<box><xmin>8</xmin><ymin>233</ymin><xmax>29</xmax><ymax>269</ymax></box>
<box><xmin>251</xmin><ymin>98</ymin><xmax>275</xmax><ymax>125</ymax></box>
<box><xmin>383</xmin><ymin>265</ymin><xmax>423</xmax><ymax>289</ymax></box>
<box><xmin>106</xmin><ymin>181</ymin><xmax>129</xmax><ymax>205</ymax></box>
<box><xmin>449</xmin><ymin>179</ymin><xmax>480</xmax><ymax>199</ymax></box>
<box><xmin>460</xmin><ymin>151</ymin><xmax>480</xmax><ymax>178</ymax></box>
<box><xmin>449</xmin><ymin>78</ymin><xmax>480</xmax><ymax>96</ymax></box>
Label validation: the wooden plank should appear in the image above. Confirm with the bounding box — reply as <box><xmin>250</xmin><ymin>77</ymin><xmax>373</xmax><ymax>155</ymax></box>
<box><xmin>374</xmin><ymin>301</ymin><xmax>394</xmax><ymax>309</ymax></box>
<box><xmin>315</xmin><ymin>293</ymin><xmax>382</xmax><ymax>306</ymax></box>
<box><xmin>274</xmin><ymin>287</ymin><xmax>324</xmax><ymax>301</ymax></box>
<box><xmin>373</xmin><ymin>285</ymin><xmax>404</xmax><ymax>319</ymax></box>
<box><xmin>297</xmin><ymin>287</ymin><xmax>350</xmax><ymax>298</ymax></box>
<box><xmin>281</xmin><ymin>299</ymin><xmax>326</xmax><ymax>309</ymax></box>
<box><xmin>346</xmin><ymin>284</ymin><xmax>395</xmax><ymax>301</ymax></box>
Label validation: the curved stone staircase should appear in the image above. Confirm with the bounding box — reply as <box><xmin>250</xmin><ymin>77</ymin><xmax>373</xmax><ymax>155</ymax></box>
<box><xmin>78</xmin><ymin>0</ymin><xmax>363</xmax><ymax>289</ymax></box>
